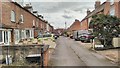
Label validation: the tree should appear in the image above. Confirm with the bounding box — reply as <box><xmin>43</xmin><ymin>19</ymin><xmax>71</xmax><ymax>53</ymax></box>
<box><xmin>90</xmin><ymin>14</ymin><xmax>120</xmax><ymax>48</ymax></box>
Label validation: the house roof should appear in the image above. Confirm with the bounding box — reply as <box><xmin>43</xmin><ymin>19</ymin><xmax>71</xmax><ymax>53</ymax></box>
<box><xmin>81</xmin><ymin>2</ymin><xmax>106</xmax><ymax>22</ymax></box>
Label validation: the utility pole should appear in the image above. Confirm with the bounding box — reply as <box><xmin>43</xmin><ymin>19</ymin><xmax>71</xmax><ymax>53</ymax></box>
<box><xmin>65</xmin><ymin>22</ymin><xmax>67</xmax><ymax>30</ymax></box>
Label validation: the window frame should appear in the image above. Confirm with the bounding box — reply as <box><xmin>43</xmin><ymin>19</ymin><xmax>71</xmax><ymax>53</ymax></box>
<box><xmin>110</xmin><ymin>5</ymin><xmax>115</xmax><ymax>16</ymax></box>
<box><xmin>0</xmin><ymin>30</ymin><xmax>4</xmax><ymax>44</ymax></box>
<box><xmin>20</xmin><ymin>14</ymin><xmax>24</xmax><ymax>23</ymax></box>
<box><xmin>11</xmin><ymin>10</ymin><xmax>16</xmax><ymax>23</ymax></box>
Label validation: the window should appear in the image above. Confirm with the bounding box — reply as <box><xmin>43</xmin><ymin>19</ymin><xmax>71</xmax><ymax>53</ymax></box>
<box><xmin>20</xmin><ymin>14</ymin><xmax>24</xmax><ymax>23</ymax></box>
<box><xmin>31</xmin><ymin>30</ymin><xmax>34</xmax><ymax>38</ymax></box>
<box><xmin>4</xmin><ymin>31</ymin><xmax>8</xmax><ymax>44</ymax></box>
<box><xmin>0</xmin><ymin>30</ymin><xmax>11</xmax><ymax>45</ymax></box>
<box><xmin>0</xmin><ymin>31</ymin><xmax>3</xmax><ymax>43</ymax></box>
<box><xmin>11</xmin><ymin>10</ymin><xmax>16</xmax><ymax>22</ymax></box>
<box><xmin>26</xmin><ymin>30</ymin><xmax>30</xmax><ymax>38</ymax></box>
<box><xmin>110</xmin><ymin>6</ymin><xmax>115</xmax><ymax>16</ymax></box>
<box><xmin>15</xmin><ymin>30</ymin><xmax>20</xmax><ymax>44</ymax></box>
<box><xmin>33</xmin><ymin>20</ymin><xmax>35</xmax><ymax>26</ymax></box>
<box><xmin>20</xmin><ymin>30</ymin><xmax>25</xmax><ymax>39</ymax></box>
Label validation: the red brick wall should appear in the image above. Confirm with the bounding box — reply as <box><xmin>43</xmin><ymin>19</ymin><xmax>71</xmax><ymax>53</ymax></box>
<box><xmin>1</xmin><ymin>2</ymin><xmax>47</xmax><ymax>38</ymax></box>
<box><xmin>2</xmin><ymin>2</ymin><xmax>16</xmax><ymax>27</ymax></box>
<box><xmin>2</xmin><ymin>2</ymin><xmax>37</xmax><ymax>28</ymax></box>
<box><xmin>68</xmin><ymin>20</ymin><xmax>81</xmax><ymax>31</ymax></box>
<box><xmin>80</xmin><ymin>19</ymin><xmax>88</xmax><ymax>30</ymax></box>
<box><xmin>104</xmin><ymin>1</ymin><xmax>110</xmax><ymax>15</ymax></box>
<box><xmin>114</xmin><ymin>1</ymin><xmax>120</xmax><ymax>18</ymax></box>
<box><xmin>49</xmin><ymin>26</ymin><xmax>54</xmax><ymax>33</ymax></box>
<box><xmin>44</xmin><ymin>50</ymin><xmax>49</xmax><ymax>66</ymax></box>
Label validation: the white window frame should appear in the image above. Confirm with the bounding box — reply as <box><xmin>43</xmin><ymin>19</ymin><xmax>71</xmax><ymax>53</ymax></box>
<box><xmin>30</xmin><ymin>29</ymin><xmax>34</xmax><ymax>38</ymax></box>
<box><xmin>0</xmin><ymin>30</ymin><xmax>4</xmax><ymax>44</ymax></box>
<box><xmin>110</xmin><ymin>6</ymin><xmax>115</xmax><ymax>16</ymax></box>
<box><xmin>20</xmin><ymin>14</ymin><xmax>24</xmax><ymax>23</ymax></box>
<box><xmin>14</xmin><ymin>29</ymin><xmax>20</xmax><ymax>44</ymax></box>
<box><xmin>0</xmin><ymin>30</ymin><xmax>11</xmax><ymax>45</ymax></box>
<box><xmin>33</xmin><ymin>20</ymin><xmax>35</xmax><ymax>26</ymax></box>
<box><xmin>11</xmin><ymin>10</ymin><xmax>16</xmax><ymax>22</ymax></box>
<box><xmin>4</xmin><ymin>31</ymin><xmax>11</xmax><ymax>45</ymax></box>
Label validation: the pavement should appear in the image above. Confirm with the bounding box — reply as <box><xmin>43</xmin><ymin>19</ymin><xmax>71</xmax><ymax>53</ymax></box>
<box><xmin>76</xmin><ymin>39</ymin><xmax>120</xmax><ymax>64</ymax></box>
<box><xmin>49</xmin><ymin>36</ymin><xmax>118</xmax><ymax>67</ymax></box>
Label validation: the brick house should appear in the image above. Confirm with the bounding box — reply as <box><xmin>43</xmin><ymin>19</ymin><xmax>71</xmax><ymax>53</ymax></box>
<box><xmin>67</xmin><ymin>19</ymin><xmax>81</xmax><ymax>35</ymax></box>
<box><xmin>68</xmin><ymin>19</ymin><xmax>81</xmax><ymax>31</ymax></box>
<box><xmin>80</xmin><ymin>0</ymin><xmax>120</xmax><ymax>30</ymax></box>
<box><xmin>0</xmin><ymin>1</ymin><xmax>53</xmax><ymax>45</ymax></box>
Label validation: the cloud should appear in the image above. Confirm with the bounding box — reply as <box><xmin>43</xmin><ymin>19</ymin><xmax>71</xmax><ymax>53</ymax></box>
<box><xmin>62</xmin><ymin>15</ymin><xmax>73</xmax><ymax>19</ymax></box>
<box><xmin>29</xmin><ymin>0</ymin><xmax>106</xmax><ymax>28</ymax></box>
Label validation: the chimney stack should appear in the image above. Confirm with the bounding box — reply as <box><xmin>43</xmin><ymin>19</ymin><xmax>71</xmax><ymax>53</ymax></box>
<box><xmin>87</xmin><ymin>9</ymin><xmax>91</xmax><ymax>15</ymax></box>
<box><xmin>24</xmin><ymin>3</ymin><xmax>33</xmax><ymax>12</ymax></box>
<box><xmin>95</xmin><ymin>0</ymin><xmax>101</xmax><ymax>9</ymax></box>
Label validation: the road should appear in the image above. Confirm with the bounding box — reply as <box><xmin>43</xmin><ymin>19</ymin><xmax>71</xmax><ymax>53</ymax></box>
<box><xmin>49</xmin><ymin>36</ymin><xmax>118</xmax><ymax>67</ymax></box>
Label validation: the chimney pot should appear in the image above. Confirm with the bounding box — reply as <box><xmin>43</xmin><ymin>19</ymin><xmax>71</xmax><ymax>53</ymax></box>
<box><xmin>87</xmin><ymin>9</ymin><xmax>91</xmax><ymax>15</ymax></box>
<box><xmin>95</xmin><ymin>0</ymin><xmax>101</xmax><ymax>9</ymax></box>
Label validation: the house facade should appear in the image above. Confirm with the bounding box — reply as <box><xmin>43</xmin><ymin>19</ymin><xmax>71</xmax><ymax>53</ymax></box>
<box><xmin>68</xmin><ymin>19</ymin><xmax>81</xmax><ymax>31</ymax></box>
<box><xmin>0</xmin><ymin>1</ymin><xmax>53</xmax><ymax>45</ymax></box>
<box><xmin>80</xmin><ymin>0</ymin><xmax>120</xmax><ymax>30</ymax></box>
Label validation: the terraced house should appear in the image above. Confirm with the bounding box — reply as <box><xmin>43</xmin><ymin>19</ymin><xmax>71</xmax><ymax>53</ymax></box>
<box><xmin>80</xmin><ymin>0</ymin><xmax>120</xmax><ymax>30</ymax></box>
<box><xmin>0</xmin><ymin>0</ymin><xmax>53</xmax><ymax>45</ymax></box>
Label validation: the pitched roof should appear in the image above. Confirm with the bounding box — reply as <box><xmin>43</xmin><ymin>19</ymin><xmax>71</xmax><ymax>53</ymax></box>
<box><xmin>81</xmin><ymin>2</ymin><xmax>106</xmax><ymax>22</ymax></box>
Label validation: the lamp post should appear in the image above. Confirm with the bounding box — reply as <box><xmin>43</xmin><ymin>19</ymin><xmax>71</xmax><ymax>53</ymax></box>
<box><xmin>65</xmin><ymin>22</ymin><xmax>67</xmax><ymax>30</ymax></box>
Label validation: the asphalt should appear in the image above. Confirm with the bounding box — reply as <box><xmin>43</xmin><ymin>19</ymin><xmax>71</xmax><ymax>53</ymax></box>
<box><xmin>49</xmin><ymin>36</ymin><xmax>118</xmax><ymax>67</ymax></box>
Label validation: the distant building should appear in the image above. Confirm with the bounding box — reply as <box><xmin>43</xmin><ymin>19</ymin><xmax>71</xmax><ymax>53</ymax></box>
<box><xmin>53</xmin><ymin>28</ymin><xmax>65</xmax><ymax>35</ymax></box>
<box><xmin>68</xmin><ymin>19</ymin><xmax>81</xmax><ymax>31</ymax></box>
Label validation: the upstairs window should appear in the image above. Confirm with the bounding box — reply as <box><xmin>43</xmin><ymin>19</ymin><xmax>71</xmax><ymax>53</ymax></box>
<box><xmin>20</xmin><ymin>14</ymin><xmax>24</xmax><ymax>23</ymax></box>
<box><xmin>11</xmin><ymin>10</ymin><xmax>16</xmax><ymax>22</ymax></box>
<box><xmin>33</xmin><ymin>20</ymin><xmax>35</xmax><ymax>26</ymax></box>
<box><xmin>110</xmin><ymin>6</ymin><xmax>115</xmax><ymax>16</ymax></box>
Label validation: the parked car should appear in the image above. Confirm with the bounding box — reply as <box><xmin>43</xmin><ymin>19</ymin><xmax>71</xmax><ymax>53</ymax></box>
<box><xmin>73</xmin><ymin>30</ymin><xmax>90</xmax><ymax>41</ymax></box>
<box><xmin>70</xmin><ymin>35</ymin><xmax>73</xmax><ymax>39</ymax></box>
<box><xmin>79</xmin><ymin>33</ymin><xmax>94</xmax><ymax>42</ymax></box>
<box><xmin>37</xmin><ymin>34</ymin><xmax>55</xmax><ymax>42</ymax></box>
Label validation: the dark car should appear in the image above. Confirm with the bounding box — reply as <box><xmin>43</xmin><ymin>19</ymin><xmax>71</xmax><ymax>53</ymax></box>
<box><xmin>70</xmin><ymin>35</ymin><xmax>73</xmax><ymax>39</ymax></box>
<box><xmin>80</xmin><ymin>33</ymin><xmax>94</xmax><ymax>42</ymax></box>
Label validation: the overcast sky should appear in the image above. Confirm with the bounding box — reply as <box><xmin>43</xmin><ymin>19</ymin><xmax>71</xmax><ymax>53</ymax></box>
<box><xmin>24</xmin><ymin>0</ymin><xmax>106</xmax><ymax>29</ymax></box>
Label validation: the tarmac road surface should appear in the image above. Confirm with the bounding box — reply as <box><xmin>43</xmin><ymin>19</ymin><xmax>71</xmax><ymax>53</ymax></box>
<box><xmin>49</xmin><ymin>36</ymin><xmax>118</xmax><ymax>67</ymax></box>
